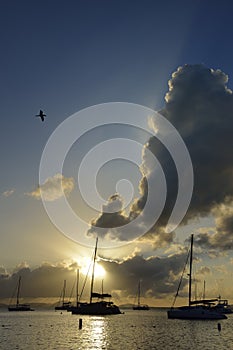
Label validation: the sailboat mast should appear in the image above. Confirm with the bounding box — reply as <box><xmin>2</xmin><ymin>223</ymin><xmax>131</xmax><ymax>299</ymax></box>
<box><xmin>203</xmin><ymin>280</ymin><xmax>206</xmax><ymax>300</ymax></box>
<box><xmin>62</xmin><ymin>280</ymin><xmax>66</xmax><ymax>304</ymax></box>
<box><xmin>138</xmin><ymin>281</ymin><xmax>141</xmax><ymax>306</ymax></box>
<box><xmin>76</xmin><ymin>269</ymin><xmax>79</xmax><ymax>306</ymax></box>
<box><xmin>188</xmin><ymin>234</ymin><xmax>194</xmax><ymax>307</ymax></box>
<box><xmin>90</xmin><ymin>237</ymin><xmax>98</xmax><ymax>304</ymax></box>
<box><xmin>16</xmin><ymin>276</ymin><xmax>21</xmax><ymax>306</ymax></box>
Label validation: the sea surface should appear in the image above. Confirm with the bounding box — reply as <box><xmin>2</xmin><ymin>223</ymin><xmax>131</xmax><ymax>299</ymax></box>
<box><xmin>0</xmin><ymin>308</ymin><xmax>233</xmax><ymax>350</ymax></box>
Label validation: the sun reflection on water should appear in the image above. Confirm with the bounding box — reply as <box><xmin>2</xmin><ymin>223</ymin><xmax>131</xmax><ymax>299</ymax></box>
<box><xmin>89</xmin><ymin>317</ymin><xmax>108</xmax><ymax>349</ymax></box>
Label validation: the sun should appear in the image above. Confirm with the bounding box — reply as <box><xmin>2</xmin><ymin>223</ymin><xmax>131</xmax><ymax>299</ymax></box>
<box><xmin>79</xmin><ymin>257</ymin><xmax>106</xmax><ymax>279</ymax></box>
<box><xmin>94</xmin><ymin>262</ymin><xmax>106</xmax><ymax>278</ymax></box>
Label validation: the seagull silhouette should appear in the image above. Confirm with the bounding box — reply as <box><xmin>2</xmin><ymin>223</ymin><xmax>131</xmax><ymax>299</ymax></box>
<box><xmin>36</xmin><ymin>110</ymin><xmax>46</xmax><ymax>122</ymax></box>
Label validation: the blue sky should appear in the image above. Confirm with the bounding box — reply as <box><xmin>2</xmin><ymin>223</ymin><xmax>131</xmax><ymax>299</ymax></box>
<box><xmin>1</xmin><ymin>0</ymin><xmax>233</xmax><ymax>304</ymax></box>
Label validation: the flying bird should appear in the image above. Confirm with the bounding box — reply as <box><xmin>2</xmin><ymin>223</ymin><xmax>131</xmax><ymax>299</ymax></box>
<box><xmin>36</xmin><ymin>110</ymin><xmax>46</xmax><ymax>122</ymax></box>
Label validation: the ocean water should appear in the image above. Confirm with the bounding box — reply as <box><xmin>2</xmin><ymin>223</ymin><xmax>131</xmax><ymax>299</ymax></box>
<box><xmin>0</xmin><ymin>308</ymin><xmax>232</xmax><ymax>350</ymax></box>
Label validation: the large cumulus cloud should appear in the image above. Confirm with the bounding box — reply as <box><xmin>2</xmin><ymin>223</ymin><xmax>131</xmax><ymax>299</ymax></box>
<box><xmin>162</xmin><ymin>64</ymin><xmax>233</xmax><ymax>218</ymax></box>
<box><xmin>85</xmin><ymin>64</ymin><xmax>233</xmax><ymax>250</ymax></box>
<box><xmin>133</xmin><ymin>64</ymin><xmax>233</xmax><ymax>247</ymax></box>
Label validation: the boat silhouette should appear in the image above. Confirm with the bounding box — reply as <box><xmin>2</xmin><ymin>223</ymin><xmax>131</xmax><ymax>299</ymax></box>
<box><xmin>8</xmin><ymin>276</ymin><xmax>34</xmax><ymax>312</ymax></box>
<box><xmin>71</xmin><ymin>238</ymin><xmax>121</xmax><ymax>315</ymax></box>
<box><xmin>133</xmin><ymin>281</ymin><xmax>149</xmax><ymax>310</ymax></box>
<box><xmin>55</xmin><ymin>280</ymin><xmax>72</xmax><ymax>311</ymax></box>
<box><xmin>167</xmin><ymin>234</ymin><xmax>227</xmax><ymax>320</ymax></box>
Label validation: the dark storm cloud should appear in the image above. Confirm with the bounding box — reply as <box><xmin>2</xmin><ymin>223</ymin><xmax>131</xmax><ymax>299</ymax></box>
<box><xmin>160</xmin><ymin>64</ymin><xmax>233</xmax><ymax>220</ymax></box>
<box><xmin>86</xmin><ymin>64</ymin><xmax>233</xmax><ymax>250</ymax></box>
<box><xmin>0</xmin><ymin>262</ymin><xmax>79</xmax><ymax>299</ymax></box>
<box><xmin>87</xmin><ymin>194</ymin><xmax>131</xmax><ymax>241</ymax></box>
<box><xmin>99</xmin><ymin>250</ymin><xmax>188</xmax><ymax>298</ymax></box>
<box><xmin>0</xmin><ymin>251</ymin><xmax>188</xmax><ymax>301</ymax></box>
<box><xmin>132</xmin><ymin>64</ymin><xmax>233</xmax><ymax>247</ymax></box>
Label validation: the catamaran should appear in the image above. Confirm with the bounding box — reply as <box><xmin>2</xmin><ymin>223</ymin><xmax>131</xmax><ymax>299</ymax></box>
<box><xmin>167</xmin><ymin>234</ymin><xmax>227</xmax><ymax>320</ymax></box>
<box><xmin>71</xmin><ymin>237</ymin><xmax>121</xmax><ymax>315</ymax></box>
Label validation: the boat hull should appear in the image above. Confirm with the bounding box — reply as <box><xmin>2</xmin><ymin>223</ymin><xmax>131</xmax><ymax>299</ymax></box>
<box><xmin>8</xmin><ymin>305</ymin><xmax>34</xmax><ymax>312</ymax></box>
<box><xmin>213</xmin><ymin>300</ymin><xmax>233</xmax><ymax>314</ymax></box>
<box><xmin>55</xmin><ymin>306</ymin><xmax>71</xmax><ymax>311</ymax></box>
<box><xmin>212</xmin><ymin>307</ymin><xmax>233</xmax><ymax>314</ymax></box>
<box><xmin>71</xmin><ymin>302</ymin><xmax>121</xmax><ymax>315</ymax></box>
<box><xmin>133</xmin><ymin>305</ymin><xmax>150</xmax><ymax>310</ymax></box>
<box><xmin>167</xmin><ymin>306</ymin><xmax>227</xmax><ymax>320</ymax></box>
<box><xmin>55</xmin><ymin>302</ymin><xmax>72</xmax><ymax>311</ymax></box>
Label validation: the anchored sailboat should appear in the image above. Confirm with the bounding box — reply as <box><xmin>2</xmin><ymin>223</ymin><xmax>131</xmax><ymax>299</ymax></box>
<box><xmin>8</xmin><ymin>276</ymin><xmax>34</xmax><ymax>312</ymax></box>
<box><xmin>71</xmin><ymin>238</ymin><xmax>121</xmax><ymax>315</ymax></box>
<box><xmin>167</xmin><ymin>234</ymin><xmax>227</xmax><ymax>320</ymax></box>
<box><xmin>194</xmin><ymin>281</ymin><xmax>232</xmax><ymax>314</ymax></box>
<box><xmin>133</xmin><ymin>281</ymin><xmax>149</xmax><ymax>310</ymax></box>
<box><xmin>55</xmin><ymin>280</ymin><xmax>72</xmax><ymax>311</ymax></box>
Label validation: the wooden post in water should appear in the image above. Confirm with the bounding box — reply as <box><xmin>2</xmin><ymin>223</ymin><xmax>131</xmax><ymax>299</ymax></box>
<box><xmin>79</xmin><ymin>318</ymin><xmax>82</xmax><ymax>330</ymax></box>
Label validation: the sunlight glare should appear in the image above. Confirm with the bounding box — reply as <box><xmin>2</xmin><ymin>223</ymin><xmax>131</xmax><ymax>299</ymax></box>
<box><xmin>79</xmin><ymin>257</ymin><xmax>106</xmax><ymax>278</ymax></box>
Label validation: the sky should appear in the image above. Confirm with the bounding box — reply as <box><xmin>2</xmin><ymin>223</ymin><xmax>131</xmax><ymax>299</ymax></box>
<box><xmin>1</xmin><ymin>0</ymin><xmax>233</xmax><ymax>307</ymax></box>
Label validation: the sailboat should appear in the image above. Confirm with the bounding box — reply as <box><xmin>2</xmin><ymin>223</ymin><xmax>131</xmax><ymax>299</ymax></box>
<box><xmin>71</xmin><ymin>238</ymin><xmax>121</xmax><ymax>315</ymax></box>
<box><xmin>8</xmin><ymin>276</ymin><xmax>34</xmax><ymax>311</ymax></box>
<box><xmin>167</xmin><ymin>234</ymin><xmax>227</xmax><ymax>320</ymax></box>
<box><xmin>55</xmin><ymin>280</ymin><xmax>72</xmax><ymax>311</ymax></box>
<box><xmin>133</xmin><ymin>281</ymin><xmax>149</xmax><ymax>310</ymax></box>
<box><xmin>196</xmin><ymin>281</ymin><xmax>232</xmax><ymax>315</ymax></box>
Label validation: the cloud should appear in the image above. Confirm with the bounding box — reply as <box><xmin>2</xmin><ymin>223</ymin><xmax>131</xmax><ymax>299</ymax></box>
<box><xmin>130</xmin><ymin>64</ymin><xmax>233</xmax><ymax>247</ymax></box>
<box><xmin>196</xmin><ymin>199</ymin><xmax>233</xmax><ymax>251</ymax></box>
<box><xmin>0</xmin><ymin>251</ymin><xmax>188</xmax><ymax>302</ymax></box>
<box><xmin>81</xmin><ymin>64</ymin><xmax>233</xmax><ymax>251</ymax></box>
<box><xmin>27</xmin><ymin>173</ymin><xmax>74</xmax><ymax>201</ymax></box>
<box><xmin>97</xmin><ymin>251</ymin><xmax>189</xmax><ymax>299</ymax></box>
<box><xmin>197</xmin><ymin>266</ymin><xmax>211</xmax><ymax>275</ymax></box>
<box><xmin>160</xmin><ymin>64</ymin><xmax>233</xmax><ymax>220</ymax></box>
<box><xmin>87</xmin><ymin>194</ymin><xmax>132</xmax><ymax>241</ymax></box>
<box><xmin>0</xmin><ymin>266</ymin><xmax>8</xmax><ymax>279</ymax></box>
<box><xmin>0</xmin><ymin>261</ymin><xmax>78</xmax><ymax>299</ymax></box>
<box><xmin>2</xmin><ymin>189</ymin><xmax>14</xmax><ymax>197</ymax></box>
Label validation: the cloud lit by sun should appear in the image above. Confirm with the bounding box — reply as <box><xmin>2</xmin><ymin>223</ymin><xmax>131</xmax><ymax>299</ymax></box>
<box><xmin>78</xmin><ymin>257</ymin><xmax>106</xmax><ymax>279</ymax></box>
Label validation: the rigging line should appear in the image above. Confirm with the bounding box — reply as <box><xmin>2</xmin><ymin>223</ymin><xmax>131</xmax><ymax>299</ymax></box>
<box><xmin>133</xmin><ymin>293</ymin><xmax>137</xmax><ymax>306</ymax></box>
<box><xmin>171</xmin><ymin>249</ymin><xmax>190</xmax><ymax>308</ymax></box>
<box><xmin>69</xmin><ymin>281</ymin><xmax>74</xmax><ymax>302</ymax></box>
<box><xmin>69</xmin><ymin>277</ymin><xmax>76</xmax><ymax>302</ymax></box>
<box><xmin>8</xmin><ymin>282</ymin><xmax>18</xmax><ymax>306</ymax></box>
<box><xmin>57</xmin><ymin>281</ymin><xmax>63</xmax><ymax>305</ymax></box>
<box><xmin>79</xmin><ymin>251</ymin><xmax>94</xmax><ymax>301</ymax></box>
